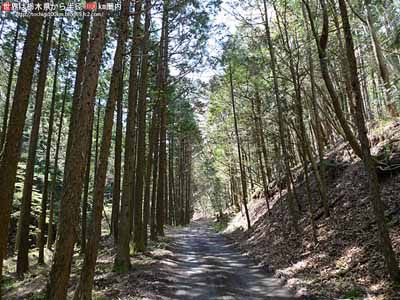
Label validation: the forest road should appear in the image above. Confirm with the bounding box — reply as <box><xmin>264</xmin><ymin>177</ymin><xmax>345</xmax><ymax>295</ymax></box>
<box><xmin>161</xmin><ymin>219</ymin><xmax>298</xmax><ymax>300</ymax></box>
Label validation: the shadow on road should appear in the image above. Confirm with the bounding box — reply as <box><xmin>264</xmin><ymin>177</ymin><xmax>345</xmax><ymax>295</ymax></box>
<box><xmin>159</xmin><ymin>219</ymin><xmax>299</xmax><ymax>300</ymax></box>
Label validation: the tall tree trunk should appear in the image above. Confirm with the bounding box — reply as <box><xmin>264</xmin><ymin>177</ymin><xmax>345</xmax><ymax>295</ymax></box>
<box><xmin>0</xmin><ymin>20</ymin><xmax>20</xmax><ymax>150</ymax></box>
<box><xmin>168</xmin><ymin>133</ymin><xmax>175</xmax><ymax>225</ymax></box>
<box><xmin>80</xmin><ymin>122</ymin><xmax>94</xmax><ymax>255</ymax></box>
<box><xmin>230</xmin><ymin>165</ymin><xmax>240</xmax><ymax>211</ymax></box>
<box><xmin>37</xmin><ymin>18</ymin><xmax>63</xmax><ymax>264</ymax></box>
<box><xmin>144</xmin><ymin>98</ymin><xmax>159</xmax><ymax>243</ymax></box>
<box><xmin>298</xmin><ymin>140</ymin><xmax>318</xmax><ymax>245</ymax></box>
<box><xmin>94</xmin><ymin>99</ymin><xmax>101</xmax><ymax>178</ymax></box>
<box><xmin>243</xmin><ymin>145</ymin><xmax>254</xmax><ymax>192</ymax></box>
<box><xmin>164</xmin><ymin>168</ymin><xmax>169</xmax><ymax>225</ymax></box>
<box><xmin>156</xmin><ymin>1</ymin><xmax>170</xmax><ymax>237</ymax></box>
<box><xmin>364</xmin><ymin>0</ymin><xmax>398</xmax><ymax>117</ymax></box>
<box><xmin>279</xmin><ymin>4</ymin><xmax>330</xmax><ymax>218</ymax></box>
<box><xmin>371</xmin><ymin>70</ymin><xmax>383</xmax><ymax>117</ymax></box>
<box><xmin>73</xmin><ymin>3</ymin><xmax>130</xmax><ymax>298</ymax></box>
<box><xmin>179</xmin><ymin>138</ymin><xmax>186</xmax><ymax>225</ymax></box>
<box><xmin>46</xmin><ymin>14</ymin><xmax>107</xmax><ymax>300</ymax></box>
<box><xmin>302</xmin><ymin>2</ymin><xmax>329</xmax><ymax>219</ymax></box>
<box><xmin>176</xmin><ymin>137</ymin><xmax>184</xmax><ymax>225</ymax></box>
<box><xmin>16</xmin><ymin>17</ymin><xmax>54</xmax><ymax>277</ymax></box>
<box><xmin>302</xmin><ymin>0</ymin><xmax>362</xmax><ymax>158</ymax></box>
<box><xmin>150</xmin><ymin>123</ymin><xmax>160</xmax><ymax>240</ymax></box>
<box><xmin>331</xmin><ymin>5</ymin><xmax>354</xmax><ymax>118</ymax></box>
<box><xmin>133</xmin><ymin>0</ymin><xmax>152</xmax><ymax>252</ymax></box>
<box><xmin>263</xmin><ymin>0</ymin><xmax>298</xmax><ymax>233</ymax></box>
<box><xmin>111</xmin><ymin>66</ymin><xmax>124</xmax><ymax>244</ymax></box>
<box><xmin>114</xmin><ymin>0</ymin><xmax>143</xmax><ymax>272</ymax></box>
<box><xmin>359</xmin><ymin>49</ymin><xmax>373</xmax><ymax>120</ymax></box>
<box><xmin>40</xmin><ymin>17</ymin><xmax>90</xmax><ymax>252</ymax></box>
<box><xmin>65</xmin><ymin>17</ymin><xmax>91</xmax><ymax>159</ymax></box>
<box><xmin>185</xmin><ymin>141</ymin><xmax>192</xmax><ymax>225</ymax></box>
<box><xmin>175</xmin><ymin>143</ymin><xmax>181</xmax><ymax>224</ymax></box>
<box><xmin>228</xmin><ymin>62</ymin><xmax>251</xmax><ymax>230</ymax></box>
<box><xmin>0</xmin><ymin>13</ymin><xmax>44</xmax><ymax>296</ymax></box>
<box><xmin>338</xmin><ymin>0</ymin><xmax>400</xmax><ymax>283</ymax></box>
<box><xmin>81</xmin><ymin>98</ymin><xmax>101</xmax><ymax>253</ymax></box>
<box><xmin>47</xmin><ymin>82</ymin><xmax>68</xmax><ymax>249</ymax></box>
<box><xmin>251</xmin><ymin>89</ymin><xmax>270</xmax><ymax>213</ymax></box>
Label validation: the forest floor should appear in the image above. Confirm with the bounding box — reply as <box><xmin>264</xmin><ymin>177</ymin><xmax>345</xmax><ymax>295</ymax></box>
<box><xmin>222</xmin><ymin>120</ymin><xmax>400</xmax><ymax>300</ymax></box>
<box><xmin>2</xmin><ymin>219</ymin><xmax>297</xmax><ymax>299</ymax></box>
<box><xmin>2</xmin><ymin>233</ymin><xmax>175</xmax><ymax>299</ymax></box>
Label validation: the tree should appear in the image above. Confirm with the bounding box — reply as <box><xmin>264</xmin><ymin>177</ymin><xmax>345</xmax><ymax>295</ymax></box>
<box><xmin>111</xmin><ymin>65</ymin><xmax>124</xmax><ymax>244</ymax></box>
<box><xmin>0</xmin><ymin>20</ymin><xmax>20</xmax><ymax>150</ymax></box>
<box><xmin>73</xmin><ymin>1</ymin><xmax>130</xmax><ymax>297</ymax></box>
<box><xmin>38</xmin><ymin>17</ymin><xmax>90</xmax><ymax>263</ymax></box>
<box><xmin>0</xmin><ymin>14</ymin><xmax>44</xmax><ymax>295</ymax></box>
<box><xmin>228</xmin><ymin>62</ymin><xmax>251</xmax><ymax>230</ymax></box>
<box><xmin>80</xmin><ymin>109</ymin><xmax>94</xmax><ymax>255</ymax></box>
<box><xmin>46</xmin><ymin>13</ymin><xmax>107</xmax><ymax>299</ymax></box>
<box><xmin>156</xmin><ymin>0</ymin><xmax>170</xmax><ymax>238</ymax></box>
<box><xmin>144</xmin><ymin>95</ymin><xmax>160</xmax><ymax>243</ymax></box>
<box><xmin>338</xmin><ymin>0</ymin><xmax>400</xmax><ymax>283</ymax></box>
<box><xmin>251</xmin><ymin>88</ymin><xmax>270</xmax><ymax>214</ymax></box>
<box><xmin>133</xmin><ymin>0</ymin><xmax>152</xmax><ymax>251</ymax></box>
<box><xmin>302</xmin><ymin>0</ymin><xmax>363</xmax><ymax>158</ymax></box>
<box><xmin>263</xmin><ymin>0</ymin><xmax>298</xmax><ymax>233</ymax></box>
<box><xmin>37</xmin><ymin>18</ymin><xmax>64</xmax><ymax>263</ymax></box>
<box><xmin>114</xmin><ymin>0</ymin><xmax>143</xmax><ymax>272</ymax></box>
<box><xmin>364</xmin><ymin>0</ymin><xmax>398</xmax><ymax>117</ymax></box>
<box><xmin>16</xmin><ymin>17</ymin><xmax>54</xmax><ymax>277</ymax></box>
<box><xmin>47</xmin><ymin>81</ymin><xmax>69</xmax><ymax>249</ymax></box>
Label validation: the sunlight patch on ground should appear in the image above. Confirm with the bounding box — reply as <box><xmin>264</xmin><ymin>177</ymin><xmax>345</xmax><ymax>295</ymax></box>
<box><xmin>332</xmin><ymin>246</ymin><xmax>365</xmax><ymax>277</ymax></box>
<box><xmin>276</xmin><ymin>255</ymin><xmax>318</xmax><ymax>278</ymax></box>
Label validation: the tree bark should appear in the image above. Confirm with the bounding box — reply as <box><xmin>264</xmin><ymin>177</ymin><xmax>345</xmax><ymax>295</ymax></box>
<box><xmin>156</xmin><ymin>1</ymin><xmax>170</xmax><ymax>237</ymax></box>
<box><xmin>94</xmin><ymin>99</ymin><xmax>101</xmax><ymax>178</ymax></box>
<box><xmin>298</xmin><ymin>140</ymin><xmax>318</xmax><ymax>244</ymax></box>
<box><xmin>178</xmin><ymin>138</ymin><xmax>186</xmax><ymax>225</ymax></box>
<box><xmin>144</xmin><ymin>100</ymin><xmax>159</xmax><ymax>243</ymax></box>
<box><xmin>73</xmin><ymin>3</ymin><xmax>130</xmax><ymax>298</ymax></box>
<box><xmin>65</xmin><ymin>17</ymin><xmax>91</xmax><ymax>159</ymax></box>
<box><xmin>0</xmin><ymin>20</ymin><xmax>20</xmax><ymax>150</ymax></box>
<box><xmin>302</xmin><ymin>2</ymin><xmax>329</xmax><ymax>219</ymax></box>
<box><xmin>185</xmin><ymin>141</ymin><xmax>192</xmax><ymax>224</ymax></box>
<box><xmin>364</xmin><ymin>0</ymin><xmax>398</xmax><ymax>117</ymax></box>
<box><xmin>80</xmin><ymin>121</ymin><xmax>93</xmax><ymax>255</ymax></box>
<box><xmin>46</xmin><ymin>13</ymin><xmax>107</xmax><ymax>300</ymax></box>
<box><xmin>38</xmin><ymin>18</ymin><xmax>63</xmax><ymax>264</ymax></box>
<box><xmin>114</xmin><ymin>0</ymin><xmax>143</xmax><ymax>272</ymax></box>
<box><xmin>0</xmin><ymin>13</ymin><xmax>44</xmax><ymax>296</ymax></box>
<box><xmin>228</xmin><ymin>62</ymin><xmax>251</xmax><ymax>230</ymax></box>
<box><xmin>150</xmin><ymin>121</ymin><xmax>160</xmax><ymax>239</ymax></box>
<box><xmin>250</xmin><ymin>92</ymin><xmax>270</xmax><ymax>214</ymax></box>
<box><xmin>168</xmin><ymin>132</ymin><xmax>175</xmax><ymax>225</ymax></box>
<box><xmin>39</xmin><ymin>16</ymin><xmax>89</xmax><ymax>260</ymax></box>
<box><xmin>338</xmin><ymin>0</ymin><xmax>400</xmax><ymax>283</ymax></box>
<box><xmin>47</xmin><ymin>82</ymin><xmax>68</xmax><ymax>249</ymax></box>
<box><xmin>302</xmin><ymin>0</ymin><xmax>362</xmax><ymax>158</ymax></box>
<box><xmin>16</xmin><ymin>17</ymin><xmax>54</xmax><ymax>277</ymax></box>
<box><xmin>111</xmin><ymin>65</ymin><xmax>124</xmax><ymax>244</ymax></box>
<box><xmin>263</xmin><ymin>0</ymin><xmax>298</xmax><ymax>233</ymax></box>
<box><xmin>133</xmin><ymin>0</ymin><xmax>152</xmax><ymax>252</ymax></box>
<box><xmin>331</xmin><ymin>5</ymin><xmax>354</xmax><ymax>118</ymax></box>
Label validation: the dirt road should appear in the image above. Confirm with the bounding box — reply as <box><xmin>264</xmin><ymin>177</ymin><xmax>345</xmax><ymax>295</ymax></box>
<box><xmin>161</xmin><ymin>220</ymin><xmax>298</xmax><ymax>300</ymax></box>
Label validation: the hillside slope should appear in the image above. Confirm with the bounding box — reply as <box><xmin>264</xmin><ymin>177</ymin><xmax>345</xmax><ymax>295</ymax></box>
<box><xmin>223</xmin><ymin>121</ymin><xmax>400</xmax><ymax>300</ymax></box>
